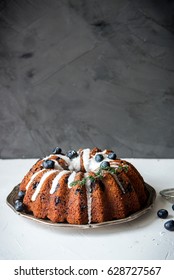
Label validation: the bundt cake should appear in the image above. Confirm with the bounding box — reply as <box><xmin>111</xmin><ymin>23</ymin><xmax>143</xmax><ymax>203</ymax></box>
<box><xmin>15</xmin><ymin>147</ymin><xmax>148</xmax><ymax>225</ymax></box>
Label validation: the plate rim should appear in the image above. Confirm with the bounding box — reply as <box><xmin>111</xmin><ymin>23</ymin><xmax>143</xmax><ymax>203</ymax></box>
<box><xmin>6</xmin><ymin>182</ymin><xmax>156</xmax><ymax>229</ymax></box>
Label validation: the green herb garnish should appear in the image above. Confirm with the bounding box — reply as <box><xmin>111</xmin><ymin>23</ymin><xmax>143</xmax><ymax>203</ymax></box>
<box><xmin>69</xmin><ymin>164</ymin><xmax>129</xmax><ymax>187</ymax></box>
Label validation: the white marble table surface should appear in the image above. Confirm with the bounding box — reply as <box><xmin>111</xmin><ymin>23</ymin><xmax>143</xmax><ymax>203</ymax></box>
<box><xmin>0</xmin><ymin>159</ymin><xmax>174</xmax><ymax>260</ymax></box>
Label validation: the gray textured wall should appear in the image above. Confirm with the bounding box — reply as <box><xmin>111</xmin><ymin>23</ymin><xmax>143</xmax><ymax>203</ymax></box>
<box><xmin>0</xmin><ymin>0</ymin><xmax>174</xmax><ymax>159</ymax></box>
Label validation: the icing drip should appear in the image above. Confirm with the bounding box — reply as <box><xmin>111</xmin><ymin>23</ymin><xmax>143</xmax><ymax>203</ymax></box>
<box><xmin>112</xmin><ymin>174</ymin><xmax>126</xmax><ymax>194</ymax></box>
<box><xmin>52</xmin><ymin>160</ymin><xmax>64</xmax><ymax>170</ymax></box>
<box><xmin>82</xmin><ymin>148</ymin><xmax>90</xmax><ymax>171</ymax></box>
<box><xmin>50</xmin><ymin>170</ymin><xmax>70</xmax><ymax>194</ymax></box>
<box><xmin>67</xmin><ymin>171</ymin><xmax>77</xmax><ymax>188</ymax></box>
<box><xmin>85</xmin><ymin>173</ymin><xmax>92</xmax><ymax>224</ymax></box>
<box><xmin>53</xmin><ymin>154</ymin><xmax>70</xmax><ymax>165</ymax></box>
<box><xmin>26</xmin><ymin>170</ymin><xmax>44</xmax><ymax>190</ymax></box>
<box><xmin>110</xmin><ymin>163</ymin><xmax>119</xmax><ymax>168</ymax></box>
<box><xmin>69</xmin><ymin>154</ymin><xmax>81</xmax><ymax>171</ymax></box>
<box><xmin>32</xmin><ymin>170</ymin><xmax>57</xmax><ymax>201</ymax></box>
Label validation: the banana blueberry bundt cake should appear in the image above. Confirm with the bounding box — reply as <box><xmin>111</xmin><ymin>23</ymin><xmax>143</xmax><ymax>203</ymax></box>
<box><xmin>15</xmin><ymin>147</ymin><xmax>148</xmax><ymax>225</ymax></box>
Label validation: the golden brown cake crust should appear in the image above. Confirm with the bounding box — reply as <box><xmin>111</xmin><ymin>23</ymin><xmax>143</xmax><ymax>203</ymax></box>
<box><xmin>18</xmin><ymin>147</ymin><xmax>148</xmax><ymax>225</ymax></box>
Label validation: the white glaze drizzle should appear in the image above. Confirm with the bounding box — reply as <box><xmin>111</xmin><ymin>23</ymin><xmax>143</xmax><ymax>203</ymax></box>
<box><xmin>52</xmin><ymin>159</ymin><xmax>64</xmax><ymax>170</ymax></box>
<box><xmin>110</xmin><ymin>162</ymin><xmax>119</xmax><ymax>168</ymax></box>
<box><xmin>50</xmin><ymin>170</ymin><xmax>70</xmax><ymax>194</ymax></box>
<box><xmin>112</xmin><ymin>173</ymin><xmax>126</xmax><ymax>194</ymax></box>
<box><xmin>67</xmin><ymin>171</ymin><xmax>77</xmax><ymax>188</ymax></box>
<box><xmin>69</xmin><ymin>153</ymin><xmax>81</xmax><ymax>171</ymax></box>
<box><xmin>26</xmin><ymin>170</ymin><xmax>44</xmax><ymax>190</ymax></box>
<box><xmin>54</xmin><ymin>154</ymin><xmax>70</xmax><ymax>165</ymax></box>
<box><xmin>84</xmin><ymin>173</ymin><xmax>92</xmax><ymax>224</ymax></box>
<box><xmin>32</xmin><ymin>170</ymin><xmax>57</xmax><ymax>201</ymax></box>
<box><xmin>82</xmin><ymin>148</ymin><xmax>90</xmax><ymax>171</ymax></box>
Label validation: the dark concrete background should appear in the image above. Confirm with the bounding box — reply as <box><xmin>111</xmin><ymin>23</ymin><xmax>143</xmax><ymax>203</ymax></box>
<box><xmin>0</xmin><ymin>0</ymin><xmax>174</xmax><ymax>159</ymax></box>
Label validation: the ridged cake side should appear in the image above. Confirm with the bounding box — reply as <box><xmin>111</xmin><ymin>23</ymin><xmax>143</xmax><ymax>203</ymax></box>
<box><xmin>18</xmin><ymin>147</ymin><xmax>148</xmax><ymax>224</ymax></box>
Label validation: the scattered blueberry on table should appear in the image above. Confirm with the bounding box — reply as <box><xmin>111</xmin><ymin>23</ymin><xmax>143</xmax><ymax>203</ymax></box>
<box><xmin>157</xmin><ymin>205</ymin><xmax>174</xmax><ymax>231</ymax></box>
<box><xmin>157</xmin><ymin>209</ymin><xmax>168</xmax><ymax>219</ymax></box>
<box><xmin>164</xmin><ymin>220</ymin><xmax>174</xmax><ymax>231</ymax></box>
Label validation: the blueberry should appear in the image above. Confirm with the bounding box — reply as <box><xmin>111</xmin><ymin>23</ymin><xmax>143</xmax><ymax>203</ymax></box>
<box><xmin>75</xmin><ymin>188</ymin><xmax>83</xmax><ymax>195</ymax></box>
<box><xmin>33</xmin><ymin>182</ymin><xmax>39</xmax><ymax>189</ymax></box>
<box><xmin>100</xmin><ymin>161</ymin><xmax>110</xmax><ymax>170</ymax></box>
<box><xmin>42</xmin><ymin>159</ymin><xmax>55</xmax><ymax>169</ymax></box>
<box><xmin>172</xmin><ymin>204</ymin><xmax>174</xmax><ymax>211</ymax></box>
<box><xmin>14</xmin><ymin>200</ymin><xmax>24</xmax><ymax>212</ymax></box>
<box><xmin>157</xmin><ymin>209</ymin><xmax>168</xmax><ymax>219</ymax></box>
<box><xmin>18</xmin><ymin>190</ymin><xmax>25</xmax><ymax>199</ymax></box>
<box><xmin>164</xmin><ymin>220</ymin><xmax>174</xmax><ymax>231</ymax></box>
<box><xmin>52</xmin><ymin>147</ymin><xmax>62</xmax><ymax>154</ymax></box>
<box><xmin>95</xmin><ymin>154</ymin><xmax>104</xmax><ymax>162</ymax></box>
<box><xmin>66</xmin><ymin>150</ymin><xmax>78</xmax><ymax>159</ymax></box>
<box><xmin>80</xmin><ymin>205</ymin><xmax>87</xmax><ymax>210</ymax></box>
<box><xmin>45</xmin><ymin>159</ymin><xmax>55</xmax><ymax>168</ymax></box>
<box><xmin>108</xmin><ymin>152</ymin><xmax>117</xmax><ymax>160</ymax></box>
<box><xmin>55</xmin><ymin>196</ymin><xmax>61</xmax><ymax>205</ymax></box>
